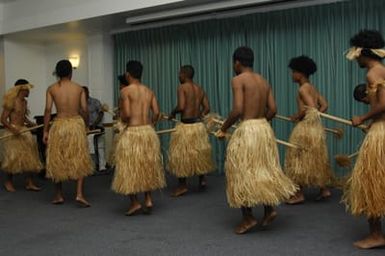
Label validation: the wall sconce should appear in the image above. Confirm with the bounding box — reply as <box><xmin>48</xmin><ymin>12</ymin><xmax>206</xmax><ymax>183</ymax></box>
<box><xmin>68</xmin><ymin>56</ymin><xmax>80</xmax><ymax>69</ymax></box>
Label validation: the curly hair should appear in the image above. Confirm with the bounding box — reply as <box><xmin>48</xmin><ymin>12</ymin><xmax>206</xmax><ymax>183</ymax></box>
<box><xmin>288</xmin><ymin>55</ymin><xmax>317</xmax><ymax>77</ymax></box>
<box><xmin>350</xmin><ymin>30</ymin><xmax>385</xmax><ymax>60</ymax></box>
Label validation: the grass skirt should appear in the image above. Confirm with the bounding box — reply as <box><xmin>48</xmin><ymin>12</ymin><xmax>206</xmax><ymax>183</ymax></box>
<box><xmin>225</xmin><ymin>119</ymin><xmax>297</xmax><ymax>208</ymax></box>
<box><xmin>46</xmin><ymin>116</ymin><xmax>93</xmax><ymax>182</ymax></box>
<box><xmin>343</xmin><ymin>121</ymin><xmax>385</xmax><ymax>218</ymax></box>
<box><xmin>168</xmin><ymin>122</ymin><xmax>215</xmax><ymax>178</ymax></box>
<box><xmin>1</xmin><ymin>127</ymin><xmax>43</xmax><ymax>174</ymax></box>
<box><xmin>111</xmin><ymin>125</ymin><xmax>166</xmax><ymax>195</ymax></box>
<box><xmin>284</xmin><ymin>108</ymin><xmax>333</xmax><ymax>187</ymax></box>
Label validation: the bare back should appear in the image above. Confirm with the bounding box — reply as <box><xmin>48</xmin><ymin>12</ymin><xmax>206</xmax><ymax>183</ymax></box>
<box><xmin>236</xmin><ymin>72</ymin><xmax>271</xmax><ymax>120</ymax></box>
<box><xmin>178</xmin><ymin>82</ymin><xmax>207</xmax><ymax>119</ymax></box>
<box><xmin>366</xmin><ymin>65</ymin><xmax>385</xmax><ymax>121</ymax></box>
<box><xmin>48</xmin><ymin>81</ymin><xmax>86</xmax><ymax>118</ymax></box>
<box><xmin>9</xmin><ymin>98</ymin><xmax>27</xmax><ymax>126</ymax></box>
<box><xmin>296</xmin><ymin>83</ymin><xmax>326</xmax><ymax>112</ymax></box>
<box><xmin>120</xmin><ymin>83</ymin><xmax>159</xmax><ymax>126</ymax></box>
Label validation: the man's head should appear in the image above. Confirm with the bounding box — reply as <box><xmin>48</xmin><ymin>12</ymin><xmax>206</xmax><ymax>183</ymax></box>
<box><xmin>14</xmin><ymin>79</ymin><xmax>30</xmax><ymax>98</ymax></box>
<box><xmin>233</xmin><ymin>47</ymin><xmax>254</xmax><ymax>75</ymax></box>
<box><xmin>179</xmin><ymin>65</ymin><xmax>194</xmax><ymax>83</ymax></box>
<box><xmin>82</xmin><ymin>86</ymin><xmax>90</xmax><ymax>99</ymax></box>
<box><xmin>55</xmin><ymin>59</ymin><xmax>73</xmax><ymax>79</ymax></box>
<box><xmin>118</xmin><ymin>74</ymin><xmax>129</xmax><ymax>90</ymax></box>
<box><xmin>288</xmin><ymin>55</ymin><xmax>317</xmax><ymax>82</ymax></box>
<box><xmin>126</xmin><ymin>60</ymin><xmax>143</xmax><ymax>82</ymax></box>
<box><xmin>353</xmin><ymin>83</ymin><xmax>369</xmax><ymax>104</ymax></box>
<box><xmin>348</xmin><ymin>30</ymin><xmax>385</xmax><ymax>68</ymax></box>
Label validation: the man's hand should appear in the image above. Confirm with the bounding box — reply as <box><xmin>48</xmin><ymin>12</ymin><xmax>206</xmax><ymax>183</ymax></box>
<box><xmin>10</xmin><ymin>126</ymin><xmax>20</xmax><ymax>135</ymax></box>
<box><xmin>289</xmin><ymin>115</ymin><xmax>298</xmax><ymax>122</ymax></box>
<box><xmin>43</xmin><ymin>131</ymin><xmax>49</xmax><ymax>144</ymax></box>
<box><xmin>352</xmin><ymin>116</ymin><xmax>364</xmax><ymax>127</ymax></box>
<box><xmin>168</xmin><ymin>113</ymin><xmax>176</xmax><ymax>121</ymax></box>
<box><xmin>215</xmin><ymin>130</ymin><xmax>227</xmax><ymax>139</ymax></box>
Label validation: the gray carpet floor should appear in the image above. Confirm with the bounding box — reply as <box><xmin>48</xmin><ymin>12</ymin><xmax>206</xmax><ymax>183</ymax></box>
<box><xmin>0</xmin><ymin>173</ymin><xmax>384</xmax><ymax>256</ymax></box>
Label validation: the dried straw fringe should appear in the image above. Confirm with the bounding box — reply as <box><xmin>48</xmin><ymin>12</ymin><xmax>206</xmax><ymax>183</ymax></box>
<box><xmin>112</xmin><ymin>125</ymin><xmax>166</xmax><ymax>195</ymax></box>
<box><xmin>168</xmin><ymin>122</ymin><xmax>215</xmax><ymax>178</ymax></box>
<box><xmin>46</xmin><ymin>116</ymin><xmax>93</xmax><ymax>182</ymax></box>
<box><xmin>1</xmin><ymin>127</ymin><xmax>43</xmax><ymax>174</ymax></box>
<box><xmin>225</xmin><ymin>119</ymin><xmax>297</xmax><ymax>208</ymax></box>
<box><xmin>107</xmin><ymin>120</ymin><xmax>125</xmax><ymax>165</ymax></box>
<box><xmin>284</xmin><ymin>108</ymin><xmax>333</xmax><ymax>187</ymax></box>
<box><xmin>343</xmin><ymin>121</ymin><xmax>385</xmax><ymax>218</ymax></box>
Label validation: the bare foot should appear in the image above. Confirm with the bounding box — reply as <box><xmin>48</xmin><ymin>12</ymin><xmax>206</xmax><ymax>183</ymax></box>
<box><xmin>171</xmin><ymin>187</ymin><xmax>188</xmax><ymax>197</ymax></box>
<box><xmin>315</xmin><ymin>188</ymin><xmax>332</xmax><ymax>201</ymax></box>
<box><xmin>143</xmin><ymin>198</ymin><xmax>153</xmax><ymax>214</ymax></box>
<box><xmin>4</xmin><ymin>181</ymin><xmax>16</xmax><ymax>192</ymax></box>
<box><xmin>235</xmin><ymin>217</ymin><xmax>258</xmax><ymax>235</ymax></box>
<box><xmin>286</xmin><ymin>194</ymin><xmax>305</xmax><ymax>205</ymax></box>
<box><xmin>125</xmin><ymin>203</ymin><xmax>142</xmax><ymax>216</ymax></box>
<box><xmin>75</xmin><ymin>196</ymin><xmax>91</xmax><ymax>208</ymax></box>
<box><xmin>52</xmin><ymin>196</ymin><xmax>64</xmax><ymax>205</ymax></box>
<box><xmin>354</xmin><ymin>235</ymin><xmax>385</xmax><ymax>249</ymax></box>
<box><xmin>25</xmin><ymin>183</ymin><xmax>42</xmax><ymax>192</ymax></box>
<box><xmin>262</xmin><ymin>210</ymin><xmax>278</xmax><ymax>227</ymax></box>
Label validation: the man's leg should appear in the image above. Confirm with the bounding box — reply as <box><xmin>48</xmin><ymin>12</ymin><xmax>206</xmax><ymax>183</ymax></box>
<box><xmin>287</xmin><ymin>186</ymin><xmax>305</xmax><ymax>205</ymax></box>
<box><xmin>171</xmin><ymin>178</ymin><xmax>188</xmax><ymax>197</ymax></box>
<box><xmin>52</xmin><ymin>182</ymin><xmax>64</xmax><ymax>204</ymax></box>
<box><xmin>75</xmin><ymin>177</ymin><xmax>90</xmax><ymax>207</ymax></box>
<box><xmin>4</xmin><ymin>173</ymin><xmax>16</xmax><ymax>192</ymax></box>
<box><xmin>235</xmin><ymin>207</ymin><xmax>257</xmax><ymax>234</ymax></box>
<box><xmin>262</xmin><ymin>205</ymin><xmax>278</xmax><ymax>227</ymax></box>
<box><xmin>354</xmin><ymin>218</ymin><xmax>385</xmax><ymax>249</ymax></box>
<box><xmin>25</xmin><ymin>174</ymin><xmax>41</xmax><ymax>191</ymax></box>
<box><xmin>126</xmin><ymin>194</ymin><xmax>142</xmax><ymax>216</ymax></box>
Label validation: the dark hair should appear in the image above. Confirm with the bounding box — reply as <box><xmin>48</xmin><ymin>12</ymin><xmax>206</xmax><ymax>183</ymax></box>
<box><xmin>233</xmin><ymin>47</ymin><xmax>254</xmax><ymax>68</ymax></box>
<box><xmin>353</xmin><ymin>83</ymin><xmax>367</xmax><ymax>102</ymax></box>
<box><xmin>288</xmin><ymin>55</ymin><xmax>317</xmax><ymax>77</ymax></box>
<box><xmin>14</xmin><ymin>79</ymin><xmax>29</xmax><ymax>86</ymax></box>
<box><xmin>350</xmin><ymin>30</ymin><xmax>385</xmax><ymax>60</ymax></box>
<box><xmin>82</xmin><ymin>86</ymin><xmax>89</xmax><ymax>94</ymax></box>
<box><xmin>55</xmin><ymin>59</ymin><xmax>72</xmax><ymax>78</ymax></box>
<box><xmin>180</xmin><ymin>65</ymin><xmax>195</xmax><ymax>79</ymax></box>
<box><xmin>118</xmin><ymin>74</ymin><xmax>129</xmax><ymax>85</ymax></box>
<box><xmin>126</xmin><ymin>60</ymin><xmax>143</xmax><ymax>79</ymax></box>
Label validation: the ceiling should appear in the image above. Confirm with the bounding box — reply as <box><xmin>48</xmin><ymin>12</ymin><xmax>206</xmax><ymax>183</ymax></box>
<box><xmin>4</xmin><ymin>0</ymin><xmax>344</xmax><ymax>44</ymax></box>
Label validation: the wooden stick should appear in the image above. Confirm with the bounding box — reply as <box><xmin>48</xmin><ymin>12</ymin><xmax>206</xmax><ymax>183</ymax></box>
<box><xmin>335</xmin><ymin>151</ymin><xmax>359</xmax><ymax>168</ymax></box>
<box><xmin>87</xmin><ymin>129</ymin><xmax>103</xmax><ymax>135</ymax></box>
<box><xmin>0</xmin><ymin>124</ymin><xmax>44</xmax><ymax>140</ymax></box>
<box><xmin>304</xmin><ymin>106</ymin><xmax>368</xmax><ymax>130</ymax></box>
<box><xmin>208</xmin><ymin>115</ymin><xmax>300</xmax><ymax>149</ymax></box>
<box><xmin>276</xmin><ymin>114</ymin><xmax>344</xmax><ymax>139</ymax></box>
<box><xmin>156</xmin><ymin>128</ymin><xmax>176</xmax><ymax>135</ymax></box>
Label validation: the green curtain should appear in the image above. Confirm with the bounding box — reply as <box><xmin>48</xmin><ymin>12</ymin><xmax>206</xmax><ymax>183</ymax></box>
<box><xmin>114</xmin><ymin>0</ymin><xmax>385</xmax><ymax>176</ymax></box>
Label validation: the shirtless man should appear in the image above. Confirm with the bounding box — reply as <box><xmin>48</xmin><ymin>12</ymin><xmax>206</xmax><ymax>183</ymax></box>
<box><xmin>284</xmin><ymin>56</ymin><xmax>332</xmax><ymax>204</ymax></box>
<box><xmin>343</xmin><ymin>30</ymin><xmax>385</xmax><ymax>249</ymax></box>
<box><xmin>44</xmin><ymin>59</ymin><xmax>93</xmax><ymax>207</ymax></box>
<box><xmin>1</xmin><ymin>79</ymin><xmax>42</xmax><ymax>192</ymax></box>
<box><xmin>168</xmin><ymin>65</ymin><xmax>214</xmax><ymax>197</ymax></box>
<box><xmin>217</xmin><ymin>47</ymin><xmax>296</xmax><ymax>234</ymax></box>
<box><xmin>111</xmin><ymin>60</ymin><xmax>165</xmax><ymax>216</ymax></box>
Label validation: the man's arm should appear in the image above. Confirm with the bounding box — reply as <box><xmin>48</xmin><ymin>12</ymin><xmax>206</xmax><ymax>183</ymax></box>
<box><xmin>1</xmin><ymin>109</ymin><xmax>19</xmax><ymax>134</ymax></box>
<box><xmin>151</xmin><ymin>92</ymin><xmax>160</xmax><ymax>126</ymax></box>
<box><xmin>221</xmin><ymin>78</ymin><xmax>243</xmax><ymax>132</ymax></box>
<box><xmin>121</xmin><ymin>92</ymin><xmax>130</xmax><ymax>122</ymax></box>
<box><xmin>265</xmin><ymin>86</ymin><xmax>277</xmax><ymax>121</ymax></box>
<box><xmin>353</xmin><ymin>87</ymin><xmax>385</xmax><ymax>125</ymax></box>
<box><xmin>170</xmin><ymin>86</ymin><xmax>185</xmax><ymax>118</ymax></box>
<box><xmin>318</xmin><ymin>94</ymin><xmax>328</xmax><ymax>113</ymax></box>
<box><xmin>43</xmin><ymin>89</ymin><xmax>53</xmax><ymax>144</ymax></box>
<box><xmin>201</xmin><ymin>92</ymin><xmax>210</xmax><ymax>117</ymax></box>
<box><xmin>80</xmin><ymin>89</ymin><xmax>89</xmax><ymax>126</ymax></box>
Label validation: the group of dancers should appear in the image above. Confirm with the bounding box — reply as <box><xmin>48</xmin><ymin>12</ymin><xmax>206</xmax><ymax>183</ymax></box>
<box><xmin>1</xmin><ymin>29</ymin><xmax>385</xmax><ymax>249</ymax></box>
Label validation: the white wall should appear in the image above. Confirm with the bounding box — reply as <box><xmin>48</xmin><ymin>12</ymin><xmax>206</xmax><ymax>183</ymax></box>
<box><xmin>0</xmin><ymin>0</ymin><xmax>184</xmax><ymax>35</ymax></box>
<box><xmin>2</xmin><ymin>32</ymin><xmax>114</xmax><ymax>122</ymax></box>
<box><xmin>3</xmin><ymin>39</ymin><xmax>47</xmax><ymax>118</ymax></box>
<box><xmin>0</xmin><ymin>36</ymin><xmax>5</xmax><ymax>108</ymax></box>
